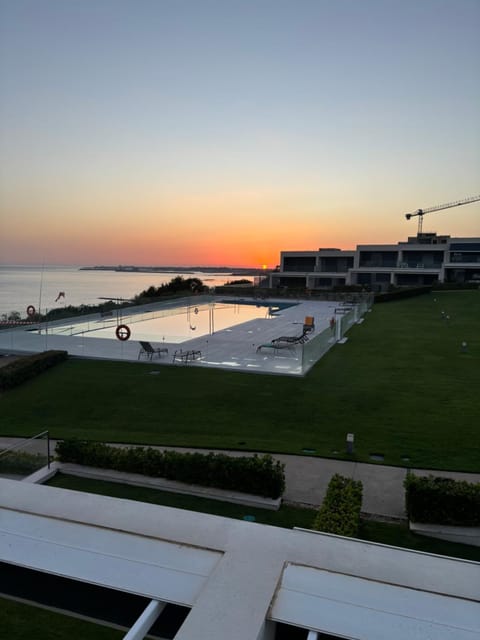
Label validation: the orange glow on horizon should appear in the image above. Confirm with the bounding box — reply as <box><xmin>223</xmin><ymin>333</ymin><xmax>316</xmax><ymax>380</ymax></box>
<box><xmin>2</xmin><ymin>185</ymin><xmax>479</xmax><ymax>267</ymax></box>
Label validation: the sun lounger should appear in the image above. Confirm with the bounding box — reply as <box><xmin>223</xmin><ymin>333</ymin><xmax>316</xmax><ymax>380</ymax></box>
<box><xmin>256</xmin><ymin>342</ymin><xmax>296</xmax><ymax>353</ymax></box>
<box><xmin>138</xmin><ymin>341</ymin><xmax>169</xmax><ymax>360</ymax></box>
<box><xmin>272</xmin><ymin>331</ymin><xmax>309</xmax><ymax>344</ymax></box>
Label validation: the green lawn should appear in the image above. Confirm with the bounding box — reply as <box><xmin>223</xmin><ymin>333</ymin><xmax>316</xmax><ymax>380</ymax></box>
<box><xmin>2</xmin><ymin>291</ymin><xmax>479</xmax><ymax>471</ymax></box>
<box><xmin>47</xmin><ymin>473</ymin><xmax>480</xmax><ymax>562</ymax></box>
<box><xmin>0</xmin><ymin>597</ymin><xmax>124</xmax><ymax>640</ymax></box>
<box><xmin>47</xmin><ymin>473</ymin><xmax>316</xmax><ymax>529</ymax></box>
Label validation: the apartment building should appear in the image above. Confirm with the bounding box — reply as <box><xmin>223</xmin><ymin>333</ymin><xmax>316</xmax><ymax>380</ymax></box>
<box><xmin>270</xmin><ymin>234</ymin><xmax>480</xmax><ymax>291</ymax></box>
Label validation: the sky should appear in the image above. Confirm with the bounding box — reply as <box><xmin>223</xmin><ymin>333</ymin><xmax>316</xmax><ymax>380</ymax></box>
<box><xmin>0</xmin><ymin>0</ymin><xmax>479</xmax><ymax>268</ymax></box>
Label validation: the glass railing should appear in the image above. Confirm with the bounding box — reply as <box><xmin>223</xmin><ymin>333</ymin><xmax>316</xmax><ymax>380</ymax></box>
<box><xmin>0</xmin><ymin>430</ymin><xmax>50</xmax><ymax>480</ymax></box>
<box><xmin>300</xmin><ymin>299</ymin><xmax>372</xmax><ymax>374</ymax></box>
<box><xmin>301</xmin><ymin>326</ymin><xmax>336</xmax><ymax>374</ymax></box>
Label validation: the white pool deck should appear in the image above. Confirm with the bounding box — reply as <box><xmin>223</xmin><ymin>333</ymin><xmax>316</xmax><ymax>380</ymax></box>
<box><xmin>0</xmin><ymin>297</ymin><xmax>351</xmax><ymax>376</ymax></box>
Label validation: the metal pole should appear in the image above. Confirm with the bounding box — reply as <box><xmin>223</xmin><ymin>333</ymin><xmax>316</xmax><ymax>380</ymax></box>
<box><xmin>38</xmin><ymin>262</ymin><xmax>45</xmax><ymax>332</ymax></box>
<box><xmin>122</xmin><ymin>600</ymin><xmax>165</xmax><ymax>640</ymax></box>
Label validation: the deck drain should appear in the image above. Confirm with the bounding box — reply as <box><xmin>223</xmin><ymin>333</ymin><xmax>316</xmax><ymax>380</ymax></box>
<box><xmin>237</xmin><ymin>441</ymin><xmax>246</xmax><ymax>445</ymax></box>
<box><xmin>369</xmin><ymin>453</ymin><xmax>384</xmax><ymax>462</ymax></box>
<box><xmin>401</xmin><ymin>456</ymin><xmax>410</xmax><ymax>462</ymax></box>
<box><xmin>302</xmin><ymin>448</ymin><xmax>316</xmax><ymax>454</ymax></box>
<box><xmin>149</xmin><ymin>370</ymin><xmax>161</xmax><ymax>375</ymax></box>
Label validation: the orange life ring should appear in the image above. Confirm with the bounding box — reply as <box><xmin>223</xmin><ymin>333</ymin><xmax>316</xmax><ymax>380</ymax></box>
<box><xmin>26</xmin><ymin>305</ymin><xmax>36</xmax><ymax>317</ymax></box>
<box><xmin>116</xmin><ymin>324</ymin><xmax>131</xmax><ymax>341</ymax></box>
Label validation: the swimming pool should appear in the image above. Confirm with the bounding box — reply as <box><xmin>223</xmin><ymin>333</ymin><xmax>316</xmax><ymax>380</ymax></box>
<box><xmin>39</xmin><ymin>300</ymin><xmax>294</xmax><ymax>344</ymax></box>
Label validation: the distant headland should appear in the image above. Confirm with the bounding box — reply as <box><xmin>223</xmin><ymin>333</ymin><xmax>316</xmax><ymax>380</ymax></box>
<box><xmin>79</xmin><ymin>265</ymin><xmax>268</xmax><ymax>275</ymax></box>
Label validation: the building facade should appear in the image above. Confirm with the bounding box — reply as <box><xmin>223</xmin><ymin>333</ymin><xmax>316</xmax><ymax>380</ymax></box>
<box><xmin>270</xmin><ymin>234</ymin><xmax>480</xmax><ymax>291</ymax></box>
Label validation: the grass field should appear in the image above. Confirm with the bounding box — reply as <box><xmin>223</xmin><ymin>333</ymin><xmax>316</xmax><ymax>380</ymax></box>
<box><xmin>1</xmin><ymin>290</ymin><xmax>479</xmax><ymax>471</ymax></box>
<box><xmin>0</xmin><ymin>597</ymin><xmax>124</xmax><ymax>640</ymax></box>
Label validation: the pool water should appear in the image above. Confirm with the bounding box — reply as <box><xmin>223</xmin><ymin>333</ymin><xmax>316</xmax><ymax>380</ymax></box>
<box><xmin>41</xmin><ymin>301</ymin><xmax>285</xmax><ymax>344</ymax></box>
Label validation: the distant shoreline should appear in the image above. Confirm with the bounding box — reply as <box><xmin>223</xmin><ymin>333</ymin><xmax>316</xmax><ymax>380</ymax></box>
<box><xmin>79</xmin><ymin>265</ymin><xmax>267</xmax><ymax>275</ymax></box>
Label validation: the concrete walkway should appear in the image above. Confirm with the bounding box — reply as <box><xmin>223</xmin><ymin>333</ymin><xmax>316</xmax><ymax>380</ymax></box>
<box><xmin>1</xmin><ymin>437</ymin><xmax>479</xmax><ymax>520</ymax></box>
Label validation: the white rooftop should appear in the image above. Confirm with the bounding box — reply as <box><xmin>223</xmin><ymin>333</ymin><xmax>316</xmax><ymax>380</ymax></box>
<box><xmin>1</xmin><ymin>478</ymin><xmax>478</xmax><ymax>639</ymax></box>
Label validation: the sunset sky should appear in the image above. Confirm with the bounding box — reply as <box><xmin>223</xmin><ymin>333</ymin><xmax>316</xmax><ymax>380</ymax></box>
<box><xmin>1</xmin><ymin>0</ymin><xmax>479</xmax><ymax>268</ymax></box>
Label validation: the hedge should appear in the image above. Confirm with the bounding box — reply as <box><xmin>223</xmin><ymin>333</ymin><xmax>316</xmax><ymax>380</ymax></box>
<box><xmin>374</xmin><ymin>286</ymin><xmax>432</xmax><ymax>303</ymax></box>
<box><xmin>312</xmin><ymin>474</ymin><xmax>363</xmax><ymax>537</ymax></box>
<box><xmin>0</xmin><ymin>350</ymin><xmax>68</xmax><ymax>391</ymax></box>
<box><xmin>404</xmin><ymin>473</ymin><xmax>480</xmax><ymax>526</ymax></box>
<box><xmin>55</xmin><ymin>439</ymin><xmax>286</xmax><ymax>499</ymax></box>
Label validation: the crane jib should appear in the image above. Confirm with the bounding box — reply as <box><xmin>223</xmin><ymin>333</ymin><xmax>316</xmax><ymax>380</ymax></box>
<box><xmin>404</xmin><ymin>195</ymin><xmax>480</xmax><ymax>233</ymax></box>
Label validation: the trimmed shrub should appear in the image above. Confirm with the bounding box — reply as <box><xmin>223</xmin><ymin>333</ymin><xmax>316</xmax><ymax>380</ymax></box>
<box><xmin>0</xmin><ymin>350</ymin><xmax>68</xmax><ymax>391</ymax></box>
<box><xmin>374</xmin><ymin>286</ymin><xmax>432</xmax><ymax>303</ymax></box>
<box><xmin>55</xmin><ymin>440</ymin><xmax>285</xmax><ymax>499</ymax></box>
<box><xmin>404</xmin><ymin>473</ymin><xmax>480</xmax><ymax>526</ymax></box>
<box><xmin>312</xmin><ymin>474</ymin><xmax>363</xmax><ymax>537</ymax></box>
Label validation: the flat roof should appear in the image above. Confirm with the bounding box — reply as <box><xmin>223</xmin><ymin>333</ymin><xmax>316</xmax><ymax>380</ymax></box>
<box><xmin>1</xmin><ymin>478</ymin><xmax>478</xmax><ymax>640</ymax></box>
<box><xmin>271</xmin><ymin>563</ymin><xmax>479</xmax><ymax>640</ymax></box>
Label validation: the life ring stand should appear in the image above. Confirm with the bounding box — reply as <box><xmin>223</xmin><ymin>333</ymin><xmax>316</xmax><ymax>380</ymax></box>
<box><xmin>26</xmin><ymin>305</ymin><xmax>36</xmax><ymax>317</ymax></box>
<box><xmin>116</xmin><ymin>324</ymin><xmax>131</xmax><ymax>341</ymax></box>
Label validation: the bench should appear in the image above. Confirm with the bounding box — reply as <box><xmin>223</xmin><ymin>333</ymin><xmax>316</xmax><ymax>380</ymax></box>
<box><xmin>172</xmin><ymin>349</ymin><xmax>202</xmax><ymax>363</ymax></box>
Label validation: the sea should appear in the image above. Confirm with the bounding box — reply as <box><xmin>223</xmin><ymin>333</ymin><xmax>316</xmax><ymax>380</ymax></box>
<box><xmin>0</xmin><ymin>265</ymin><xmax>248</xmax><ymax>318</ymax></box>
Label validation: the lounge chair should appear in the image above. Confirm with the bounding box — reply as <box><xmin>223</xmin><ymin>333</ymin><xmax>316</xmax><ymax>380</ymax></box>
<box><xmin>272</xmin><ymin>330</ymin><xmax>309</xmax><ymax>345</ymax></box>
<box><xmin>138</xmin><ymin>341</ymin><xmax>169</xmax><ymax>360</ymax></box>
<box><xmin>256</xmin><ymin>342</ymin><xmax>296</xmax><ymax>353</ymax></box>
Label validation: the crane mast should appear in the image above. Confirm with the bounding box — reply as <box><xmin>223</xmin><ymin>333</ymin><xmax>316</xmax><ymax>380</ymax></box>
<box><xmin>405</xmin><ymin>195</ymin><xmax>480</xmax><ymax>234</ymax></box>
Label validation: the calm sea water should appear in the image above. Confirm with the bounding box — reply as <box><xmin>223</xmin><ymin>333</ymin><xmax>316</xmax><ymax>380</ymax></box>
<box><xmin>0</xmin><ymin>265</ymin><xmax>242</xmax><ymax>317</ymax></box>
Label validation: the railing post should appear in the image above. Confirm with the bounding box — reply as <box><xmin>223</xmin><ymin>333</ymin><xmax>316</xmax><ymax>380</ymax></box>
<box><xmin>335</xmin><ymin>316</ymin><xmax>342</xmax><ymax>341</ymax></box>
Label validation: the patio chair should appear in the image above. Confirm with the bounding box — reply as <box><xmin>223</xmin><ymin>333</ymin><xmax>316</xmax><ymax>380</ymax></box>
<box><xmin>138</xmin><ymin>341</ymin><xmax>168</xmax><ymax>360</ymax></box>
<box><xmin>303</xmin><ymin>316</ymin><xmax>315</xmax><ymax>333</ymax></box>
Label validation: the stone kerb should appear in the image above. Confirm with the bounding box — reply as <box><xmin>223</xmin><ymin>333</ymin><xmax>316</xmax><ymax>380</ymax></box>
<box><xmin>409</xmin><ymin>521</ymin><xmax>480</xmax><ymax>547</ymax></box>
<box><xmin>28</xmin><ymin>461</ymin><xmax>282</xmax><ymax>511</ymax></box>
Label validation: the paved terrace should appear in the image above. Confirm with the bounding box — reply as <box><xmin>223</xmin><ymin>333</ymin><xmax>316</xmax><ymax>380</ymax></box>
<box><xmin>0</xmin><ymin>297</ymin><xmax>351</xmax><ymax>375</ymax></box>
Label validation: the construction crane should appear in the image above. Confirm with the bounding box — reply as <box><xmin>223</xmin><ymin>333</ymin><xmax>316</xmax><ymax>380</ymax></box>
<box><xmin>405</xmin><ymin>195</ymin><xmax>480</xmax><ymax>234</ymax></box>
